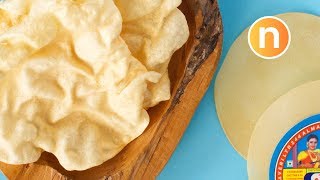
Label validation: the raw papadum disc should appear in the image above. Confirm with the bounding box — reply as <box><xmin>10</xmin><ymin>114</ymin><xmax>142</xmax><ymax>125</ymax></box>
<box><xmin>215</xmin><ymin>13</ymin><xmax>320</xmax><ymax>158</ymax></box>
<box><xmin>247</xmin><ymin>80</ymin><xmax>320</xmax><ymax>180</ymax></box>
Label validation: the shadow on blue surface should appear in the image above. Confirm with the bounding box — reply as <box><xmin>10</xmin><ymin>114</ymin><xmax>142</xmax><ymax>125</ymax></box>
<box><xmin>0</xmin><ymin>171</ymin><xmax>6</xmax><ymax>180</ymax></box>
<box><xmin>158</xmin><ymin>0</ymin><xmax>320</xmax><ymax>179</ymax></box>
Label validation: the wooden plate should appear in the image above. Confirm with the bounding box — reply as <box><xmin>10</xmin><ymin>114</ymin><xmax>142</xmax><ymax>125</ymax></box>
<box><xmin>0</xmin><ymin>0</ymin><xmax>223</xmax><ymax>179</ymax></box>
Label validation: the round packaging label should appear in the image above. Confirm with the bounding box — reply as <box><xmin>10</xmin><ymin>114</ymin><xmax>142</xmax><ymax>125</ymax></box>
<box><xmin>270</xmin><ymin>114</ymin><xmax>320</xmax><ymax>180</ymax></box>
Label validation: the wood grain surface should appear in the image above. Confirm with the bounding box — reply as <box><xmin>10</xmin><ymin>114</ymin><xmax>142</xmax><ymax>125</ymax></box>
<box><xmin>0</xmin><ymin>0</ymin><xmax>223</xmax><ymax>179</ymax></box>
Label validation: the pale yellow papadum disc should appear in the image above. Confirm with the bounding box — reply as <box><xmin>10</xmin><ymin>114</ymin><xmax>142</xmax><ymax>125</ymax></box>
<box><xmin>247</xmin><ymin>80</ymin><xmax>320</xmax><ymax>180</ymax></box>
<box><xmin>215</xmin><ymin>13</ymin><xmax>320</xmax><ymax>158</ymax></box>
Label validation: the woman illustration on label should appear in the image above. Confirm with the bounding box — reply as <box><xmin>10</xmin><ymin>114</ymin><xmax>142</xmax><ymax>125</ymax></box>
<box><xmin>298</xmin><ymin>134</ymin><xmax>320</xmax><ymax>168</ymax></box>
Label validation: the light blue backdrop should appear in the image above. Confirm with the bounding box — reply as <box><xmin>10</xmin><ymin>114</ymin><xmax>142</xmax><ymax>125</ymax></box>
<box><xmin>1</xmin><ymin>1</ymin><xmax>320</xmax><ymax>180</ymax></box>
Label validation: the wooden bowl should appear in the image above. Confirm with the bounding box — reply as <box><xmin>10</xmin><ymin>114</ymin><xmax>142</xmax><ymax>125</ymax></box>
<box><xmin>0</xmin><ymin>0</ymin><xmax>223</xmax><ymax>179</ymax></box>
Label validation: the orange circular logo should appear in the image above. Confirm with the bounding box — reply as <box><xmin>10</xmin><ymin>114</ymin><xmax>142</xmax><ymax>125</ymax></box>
<box><xmin>248</xmin><ymin>16</ymin><xmax>291</xmax><ymax>59</ymax></box>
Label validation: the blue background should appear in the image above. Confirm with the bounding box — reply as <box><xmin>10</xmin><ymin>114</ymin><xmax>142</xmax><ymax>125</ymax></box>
<box><xmin>2</xmin><ymin>1</ymin><xmax>320</xmax><ymax>180</ymax></box>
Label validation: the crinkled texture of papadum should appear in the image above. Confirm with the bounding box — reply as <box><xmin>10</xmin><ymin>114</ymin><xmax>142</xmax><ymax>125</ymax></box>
<box><xmin>0</xmin><ymin>0</ymin><xmax>170</xmax><ymax>171</ymax></box>
<box><xmin>114</xmin><ymin>0</ymin><xmax>162</xmax><ymax>22</ymax></box>
<box><xmin>115</xmin><ymin>0</ymin><xmax>189</xmax><ymax>107</ymax></box>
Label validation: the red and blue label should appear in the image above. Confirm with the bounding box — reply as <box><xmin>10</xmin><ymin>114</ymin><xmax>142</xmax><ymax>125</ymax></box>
<box><xmin>270</xmin><ymin>114</ymin><xmax>320</xmax><ymax>180</ymax></box>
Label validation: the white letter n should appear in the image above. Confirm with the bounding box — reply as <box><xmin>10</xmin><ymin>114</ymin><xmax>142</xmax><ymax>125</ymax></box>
<box><xmin>259</xmin><ymin>27</ymin><xmax>280</xmax><ymax>49</ymax></box>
